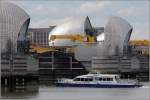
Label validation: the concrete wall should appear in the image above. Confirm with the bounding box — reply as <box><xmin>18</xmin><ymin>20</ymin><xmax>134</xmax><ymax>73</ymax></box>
<box><xmin>74</xmin><ymin>43</ymin><xmax>97</xmax><ymax>61</ymax></box>
<box><xmin>1</xmin><ymin>53</ymin><xmax>38</xmax><ymax>76</ymax></box>
<box><xmin>92</xmin><ymin>56</ymin><xmax>141</xmax><ymax>73</ymax></box>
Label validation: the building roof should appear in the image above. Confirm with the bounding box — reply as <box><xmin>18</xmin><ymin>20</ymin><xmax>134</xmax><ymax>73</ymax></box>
<box><xmin>0</xmin><ymin>2</ymin><xmax>30</xmax><ymax>52</ymax></box>
<box><xmin>28</xmin><ymin>26</ymin><xmax>55</xmax><ymax>33</ymax></box>
<box><xmin>48</xmin><ymin>16</ymin><xmax>93</xmax><ymax>46</ymax></box>
<box><xmin>103</xmin><ymin>16</ymin><xmax>133</xmax><ymax>56</ymax></box>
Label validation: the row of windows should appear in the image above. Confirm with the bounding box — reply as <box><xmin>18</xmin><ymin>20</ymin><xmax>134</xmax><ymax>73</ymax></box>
<box><xmin>74</xmin><ymin>78</ymin><xmax>93</xmax><ymax>82</ymax></box>
<box><xmin>29</xmin><ymin>32</ymin><xmax>49</xmax><ymax>46</ymax></box>
<box><xmin>73</xmin><ymin>77</ymin><xmax>113</xmax><ymax>82</ymax></box>
<box><xmin>96</xmin><ymin>77</ymin><xmax>113</xmax><ymax>81</ymax></box>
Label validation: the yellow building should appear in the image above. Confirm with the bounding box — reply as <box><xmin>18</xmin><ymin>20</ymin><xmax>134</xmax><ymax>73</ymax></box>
<box><xmin>129</xmin><ymin>40</ymin><xmax>149</xmax><ymax>56</ymax></box>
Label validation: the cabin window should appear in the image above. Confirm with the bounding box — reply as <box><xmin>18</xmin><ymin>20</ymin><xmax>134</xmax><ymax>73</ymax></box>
<box><xmin>96</xmin><ymin>77</ymin><xmax>113</xmax><ymax>81</ymax></box>
<box><xmin>106</xmin><ymin>78</ymin><xmax>113</xmax><ymax>81</ymax></box>
<box><xmin>88</xmin><ymin>78</ymin><xmax>93</xmax><ymax>81</ymax></box>
<box><xmin>106</xmin><ymin>78</ymin><xmax>110</xmax><ymax>81</ymax></box>
<box><xmin>95</xmin><ymin>77</ymin><xmax>104</xmax><ymax>81</ymax></box>
<box><xmin>74</xmin><ymin>78</ymin><xmax>93</xmax><ymax>82</ymax></box>
<box><xmin>80</xmin><ymin>78</ymin><xmax>84</xmax><ymax>81</ymax></box>
<box><xmin>102</xmin><ymin>78</ymin><xmax>106</xmax><ymax>81</ymax></box>
<box><xmin>74</xmin><ymin>78</ymin><xmax>80</xmax><ymax>81</ymax></box>
<box><xmin>84</xmin><ymin>78</ymin><xmax>93</xmax><ymax>81</ymax></box>
<box><xmin>99</xmin><ymin>78</ymin><xmax>102</xmax><ymax>81</ymax></box>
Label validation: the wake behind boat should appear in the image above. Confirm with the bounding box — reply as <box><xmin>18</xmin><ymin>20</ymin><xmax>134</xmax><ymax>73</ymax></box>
<box><xmin>56</xmin><ymin>73</ymin><xmax>142</xmax><ymax>88</ymax></box>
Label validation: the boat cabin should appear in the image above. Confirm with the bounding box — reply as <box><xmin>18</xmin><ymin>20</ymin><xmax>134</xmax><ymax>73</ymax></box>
<box><xmin>73</xmin><ymin>74</ymin><xmax>120</xmax><ymax>83</ymax></box>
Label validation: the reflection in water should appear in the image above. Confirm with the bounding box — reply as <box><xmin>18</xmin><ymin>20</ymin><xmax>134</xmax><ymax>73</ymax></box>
<box><xmin>1</xmin><ymin>80</ymin><xmax>39</xmax><ymax>99</ymax></box>
<box><xmin>1</xmin><ymin>81</ymin><xmax>149</xmax><ymax>100</ymax></box>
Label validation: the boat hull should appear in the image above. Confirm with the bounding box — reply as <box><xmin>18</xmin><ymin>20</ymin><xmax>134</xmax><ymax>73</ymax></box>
<box><xmin>56</xmin><ymin>83</ymin><xmax>142</xmax><ymax>88</ymax></box>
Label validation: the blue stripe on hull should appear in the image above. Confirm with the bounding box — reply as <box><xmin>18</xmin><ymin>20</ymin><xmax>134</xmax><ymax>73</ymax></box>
<box><xmin>56</xmin><ymin>83</ymin><xmax>141</xmax><ymax>88</ymax></box>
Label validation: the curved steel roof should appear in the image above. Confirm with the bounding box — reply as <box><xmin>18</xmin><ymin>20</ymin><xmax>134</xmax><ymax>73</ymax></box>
<box><xmin>49</xmin><ymin>16</ymin><xmax>92</xmax><ymax>46</ymax></box>
<box><xmin>103</xmin><ymin>16</ymin><xmax>133</xmax><ymax>56</ymax></box>
<box><xmin>0</xmin><ymin>2</ymin><xmax>30</xmax><ymax>52</ymax></box>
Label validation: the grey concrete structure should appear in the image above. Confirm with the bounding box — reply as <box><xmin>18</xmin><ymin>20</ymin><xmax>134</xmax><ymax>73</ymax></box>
<box><xmin>47</xmin><ymin>15</ymin><xmax>148</xmax><ymax>78</ymax></box>
<box><xmin>92</xmin><ymin>56</ymin><xmax>140</xmax><ymax>73</ymax></box>
<box><xmin>0</xmin><ymin>2</ymin><xmax>38</xmax><ymax>78</ymax></box>
<box><xmin>0</xmin><ymin>2</ymin><xmax>30</xmax><ymax>53</ymax></box>
<box><xmin>75</xmin><ymin>44</ymin><xmax>97</xmax><ymax>61</ymax></box>
<box><xmin>1</xmin><ymin>53</ymin><xmax>38</xmax><ymax>76</ymax></box>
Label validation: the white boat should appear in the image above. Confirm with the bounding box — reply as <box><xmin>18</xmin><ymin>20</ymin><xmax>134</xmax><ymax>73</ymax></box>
<box><xmin>56</xmin><ymin>73</ymin><xmax>142</xmax><ymax>88</ymax></box>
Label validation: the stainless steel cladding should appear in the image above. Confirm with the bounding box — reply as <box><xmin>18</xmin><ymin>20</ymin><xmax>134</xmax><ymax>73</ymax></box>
<box><xmin>103</xmin><ymin>16</ymin><xmax>132</xmax><ymax>56</ymax></box>
<box><xmin>48</xmin><ymin>16</ymin><xmax>92</xmax><ymax>46</ymax></box>
<box><xmin>76</xmin><ymin>16</ymin><xmax>133</xmax><ymax>61</ymax></box>
<box><xmin>0</xmin><ymin>2</ymin><xmax>30</xmax><ymax>53</ymax></box>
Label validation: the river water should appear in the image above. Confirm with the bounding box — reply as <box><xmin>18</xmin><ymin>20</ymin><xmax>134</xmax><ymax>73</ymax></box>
<box><xmin>1</xmin><ymin>82</ymin><xmax>149</xmax><ymax>100</ymax></box>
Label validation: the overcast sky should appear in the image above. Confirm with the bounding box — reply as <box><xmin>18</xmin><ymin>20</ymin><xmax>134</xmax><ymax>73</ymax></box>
<box><xmin>7</xmin><ymin>0</ymin><xmax>150</xmax><ymax>40</ymax></box>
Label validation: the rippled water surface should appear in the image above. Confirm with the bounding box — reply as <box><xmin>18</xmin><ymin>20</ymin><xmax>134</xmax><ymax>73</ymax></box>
<box><xmin>1</xmin><ymin>82</ymin><xmax>149</xmax><ymax>100</ymax></box>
